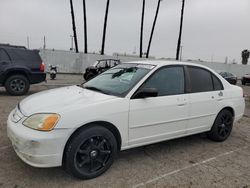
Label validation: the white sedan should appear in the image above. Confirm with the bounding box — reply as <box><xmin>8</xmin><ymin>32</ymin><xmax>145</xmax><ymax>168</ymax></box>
<box><xmin>7</xmin><ymin>61</ymin><xmax>245</xmax><ymax>179</ymax></box>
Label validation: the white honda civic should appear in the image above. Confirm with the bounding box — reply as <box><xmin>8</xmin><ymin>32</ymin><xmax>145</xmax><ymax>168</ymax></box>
<box><xmin>7</xmin><ymin>61</ymin><xmax>245</xmax><ymax>179</ymax></box>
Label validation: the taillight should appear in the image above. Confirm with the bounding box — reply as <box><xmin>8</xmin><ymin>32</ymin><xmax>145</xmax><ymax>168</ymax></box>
<box><xmin>40</xmin><ymin>62</ymin><xmax>45</xmax><ymax>72</ymax></box>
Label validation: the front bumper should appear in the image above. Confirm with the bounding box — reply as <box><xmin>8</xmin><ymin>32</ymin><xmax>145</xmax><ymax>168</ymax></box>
<box><xmin>7</xmin><ymin>110</ymin><xmax>75</xmax><ymax>168</ymax></box>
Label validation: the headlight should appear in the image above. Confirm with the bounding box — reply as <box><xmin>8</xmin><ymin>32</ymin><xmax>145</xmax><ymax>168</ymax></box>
<box><xmin>23</xmin><ymin>113</ymin><xmax>60</xmax><ymax>131</ymax></box>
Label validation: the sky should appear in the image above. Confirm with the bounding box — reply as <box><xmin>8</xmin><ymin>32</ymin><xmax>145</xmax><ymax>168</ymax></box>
<box><xmin>0</xmin><ymin>0</ymin><xmax>249</xmax><ymax>63</ymax></box>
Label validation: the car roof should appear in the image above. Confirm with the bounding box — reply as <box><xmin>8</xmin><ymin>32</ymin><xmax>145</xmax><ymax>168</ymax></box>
<box><xmin>97</xmin><ymin>59</ymin><xmax>120</xmax><ymax>61</ymax></box>
<box><xmin>122</xmin><ymin>60</ymin><xmax>211</xmax><ymax>69</ymax></box>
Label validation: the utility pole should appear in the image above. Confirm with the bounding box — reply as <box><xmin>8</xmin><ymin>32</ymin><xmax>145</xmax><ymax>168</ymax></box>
<box><xmin>83</xmin><ymin>0</ymin><xmax>88</xmax><ymax>53</ymax></box>
<box><xmin>101</xmin><ymin>0</ymin><xmax>110</xmax><ymax>55</ymax></box>
<box><xmin>146</xmin><ymin>0</ymin><xmax>161</xmax><ymax>58</ymax></box>
<box><xmin>70</xmin><ymin>0</ymin><xmax>79</xmax><ymax>53</ymax></box>
<box><xmin>176</xmin><ymin>0</ymin><xmax>185</xmax><ymax>60</ymax></box>
<box><xmin>27</xmin><ymin>36</ymin><xmax>30</xmax><ymax>49</ymax></box>
<box><xmin>140</xmin><ymin>0</ymin><xmax>145</xmax><ymax>58</ymax></box>
<box><xmin>43</xmin><ymin>36</ymin><xmax>46</xmax><ymax>49</ymax></box>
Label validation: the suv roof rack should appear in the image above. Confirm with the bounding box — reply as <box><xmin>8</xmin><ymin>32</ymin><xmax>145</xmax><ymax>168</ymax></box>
<box><xmin>0</xmin><ymin>43</ymin><xmax>26</xmax><ymax>49</ymax></box>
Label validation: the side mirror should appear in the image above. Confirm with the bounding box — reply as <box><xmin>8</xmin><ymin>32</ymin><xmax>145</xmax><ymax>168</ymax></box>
<box><xmin>133</xmin><ymin>88</ymin><xmax>158</xmax><ymax>99</ymax></box>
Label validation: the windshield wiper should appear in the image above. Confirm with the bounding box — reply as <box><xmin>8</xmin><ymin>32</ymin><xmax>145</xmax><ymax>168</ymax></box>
<box><xmin>83</xmin><ymin>86</ymin><xmax>109</xmax><ymax>95</ymax></box>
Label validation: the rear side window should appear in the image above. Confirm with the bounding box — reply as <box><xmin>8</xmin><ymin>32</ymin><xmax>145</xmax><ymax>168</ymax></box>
<box><xmin>212</xmin><ymin>75</ymin><xmax>223</xmax><ymax>90</ymax></box>
<box><xmin>0</xmin><ymin>49</ymin><xmax>10</xmax><ymax>61</ymax></box>
<box><xmin>188</xmin><ymin>67</ymin><xmax>213</xmax><ymax>93</ymax></box>
<box><xmin>8</xmin><ymin>49</ymin><xmax>41</xmax><ymax>62</ymax></box>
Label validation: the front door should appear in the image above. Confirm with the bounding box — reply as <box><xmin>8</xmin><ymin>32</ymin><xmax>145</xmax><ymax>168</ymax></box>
<box><xmin>129</xmin><ymin>66</ymin><xmax>188</xmax><ymax>146</ymax></box>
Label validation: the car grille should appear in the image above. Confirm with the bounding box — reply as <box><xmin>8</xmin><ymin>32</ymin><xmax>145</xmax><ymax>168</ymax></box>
<box><xmin>11</xmin><ymin>106</ymin><xmax>24</xmax><ymax>123</ymax></box>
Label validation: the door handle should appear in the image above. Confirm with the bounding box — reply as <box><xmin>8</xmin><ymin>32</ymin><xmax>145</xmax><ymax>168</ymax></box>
<box><xmin>177</xmin><ymin>102</ymin><xmax>187</xmax><ymax>106</ymax></box>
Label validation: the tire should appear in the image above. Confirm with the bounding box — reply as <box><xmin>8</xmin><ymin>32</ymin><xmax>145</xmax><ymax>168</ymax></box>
<box><xmin>207</xmin><ymin>109</ymin><xmax>233</xmax><ymax>142</ymax></box>
<box><xmin>5</xmin><ymin>74</ymin><xmax>30</xmax><ymax>96</ymax></box>
<box><xmin>85</xmin><ymin>73</ymin><xmax>95</xmax><ymax>81</ymax></box>
<box><xmin>242</xmin><ymin>79</ymin><xmax>246</xmax><ymax>85</ymax></box>
<box><xmin>50</xmin><ymin>74</ymin><xmax>56</xmax><ymax>80</ymax></box>
<box><xmin>63</xmin><ymin>125</ymin><xmax>117</xmax><ymax>179</ymax></box>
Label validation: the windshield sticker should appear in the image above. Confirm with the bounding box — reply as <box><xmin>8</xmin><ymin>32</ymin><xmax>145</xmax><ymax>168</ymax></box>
<box><xmin>120</xmin><ymin>73</ymin><xmax>134</xmax><ymax>83</ymax></box>
<box><xmin>136</xmin><ymin>64</ymin><xmax>155</xmax><ymax>70</ymax></box>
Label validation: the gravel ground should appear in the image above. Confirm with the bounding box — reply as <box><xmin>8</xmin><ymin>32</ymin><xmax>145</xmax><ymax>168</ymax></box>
<box><xmin>0</xmin><ymin>74</ymin><xmax>250</xmax><ymax>188</ymax></box>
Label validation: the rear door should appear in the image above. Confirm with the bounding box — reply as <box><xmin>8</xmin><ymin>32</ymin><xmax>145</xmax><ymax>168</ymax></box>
<box><xmin>186</xmin><ymin>66</ymin><xmax>224</xmax><ymax>134</ymax></box>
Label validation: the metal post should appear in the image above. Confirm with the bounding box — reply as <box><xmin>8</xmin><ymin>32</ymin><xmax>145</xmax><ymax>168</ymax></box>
<box><xmin>140</xmin><ymin>0</ymin><xmax>145</xmax><ymax>58</ymax></box>
<box><xmin>70</xmin><ymin>35</ymin><xmax>74</xmax><ymax>51</ymax></box>
<box><xmin>176</xmin><ymin>0</ymin><xmax>185</xmax><ymax>60</ymax></box>
<box><xmin>43</xmin><ymin>36</ymin><xmax>46</xmax><ymax>49</ymax></box>
<box><xmin>83</xmin><ymin>0</ymin><xmax>88</xmax><ymax>53</ymax></box>
<box><xmin>146</xmin><ymin>0</ymin><xmax>161</xmax><ymax>58</ymax></box>
<box><xmin>70</xmin><ymin>0</ymin><xmax>79</xmax><ymax>53</ymax></box>
<box><xmin>101</xmin><ymin>0</ymin><xmax>110</xmax><ymax>55</ymax></box>
<box><xmin>27</xmin><ymin>36</ymin><xmax>30</xmax><ymax>49</ymax></box>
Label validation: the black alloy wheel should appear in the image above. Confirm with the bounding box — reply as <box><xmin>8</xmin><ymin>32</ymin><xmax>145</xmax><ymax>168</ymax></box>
<box><xmin>64</xmin><ymin>126</ymin><xmax>117</xmax><ymax>179</ymax></box>
<box><xmin>207</xmin><ymin>109</ymin><xmax>233</xmax><ymax>142</ymax></box>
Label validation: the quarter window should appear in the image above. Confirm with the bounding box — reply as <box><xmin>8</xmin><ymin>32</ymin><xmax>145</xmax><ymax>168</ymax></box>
<box><xmin>212</xmin><ymin>75</ymin><xmax>223</xmax><ymax>90</ymax></box>
<box><xmin>188</xmin><ymin>67</ymin><xmax>213</xmax><ymax>93</ymax></box>
<box><xmin>141</xmin><ymin>66</ymin><xmax>185</xmax><ymax>96</ymax></box>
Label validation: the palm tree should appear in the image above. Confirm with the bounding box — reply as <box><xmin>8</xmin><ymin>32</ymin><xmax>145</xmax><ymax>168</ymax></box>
<box><xmin>242</xmin><ymin>49</ymin><xmax>250</xmax><ymax>65</ymax></box>
<box><xmin>101</xmin><ymin>0</ymin><xmax>110</xmax><ymax>55</ymax></box>
<box><xmin>83</xmin><ymin>0</ymin><xmax>88</xmax><ymax>53</ymax></box>
<box><xmin>176</xmin><ymin>0</ymin><xmax>185</xmax><ymax>60</ymax></box>
<box><xmin>140</xmin><ymin>0</ymin><xmax>145</xmax><ymax>58</ymax></box>
<box><xmin>146</xmin><ymin>0</ymin><xmax>162</xmax><ymax>58</ymax></box>
<box><xmin>70</xmin><ymin>0</ymin><xmax>79</xmax><ymax>53</ymax></box>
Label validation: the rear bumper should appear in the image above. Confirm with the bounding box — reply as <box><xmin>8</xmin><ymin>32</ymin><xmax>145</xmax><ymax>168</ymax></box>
<box><xmin>29</xmin><ymin>72</ymin><xmax>46</xmax><ymax>84</ymax></box>
<box><xmin>242</xmin><ymin>77</ymin><xmax>250</xmax><ymax>83</ymax></box>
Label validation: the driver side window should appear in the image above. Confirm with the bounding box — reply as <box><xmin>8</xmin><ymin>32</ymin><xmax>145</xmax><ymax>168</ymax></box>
<box><xmin>141</xmin><ymin>66</ymin><xmax>185</xmax><ymax>96</ymax></box>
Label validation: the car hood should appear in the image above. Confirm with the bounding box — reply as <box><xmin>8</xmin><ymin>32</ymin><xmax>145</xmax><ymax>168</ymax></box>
<box><xmin>19</xmin><ymin>85</ymin><xmax>117</xmax><ymax>116</ymax></box>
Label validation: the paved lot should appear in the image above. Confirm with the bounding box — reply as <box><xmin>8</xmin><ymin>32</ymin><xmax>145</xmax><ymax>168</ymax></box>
<box><xmin>0</xmin><ymin>74</ymin><xmax>250</xmax><ymax>188</ymax></box>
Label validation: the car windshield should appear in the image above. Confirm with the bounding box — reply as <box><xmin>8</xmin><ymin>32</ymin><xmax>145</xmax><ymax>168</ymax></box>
<box><xmin>93</xmin><ymin>61</ymin><xmax>102</xmax><ymax>67</ymax></box>
<box><xmin>83</xmin><ymin>63</ymin><xmax>155</xmax><ymax>97</ymax></box>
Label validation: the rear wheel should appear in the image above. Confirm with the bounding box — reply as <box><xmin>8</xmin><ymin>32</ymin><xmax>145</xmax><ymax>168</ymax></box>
<box><xmin>207</xmin><ymin>109</ymin><xmax>233</xmax><ymax>142</ymax></box>
<box><xmin>50</xmin><ymin>73</ymin><xmax>56</xmax><ymax>80</ymax></box>
<box><xmin>242</xmin><ymin>79</ymin><xmax>246</xmax><ymax>85</ymax></box>
<box><xmin>5</xmin><ymin>74</ymin><xmax>30</xmax><ymax>96</ymax></box>
<box><xmin>63</xmin><ymin>125</ymin><xmax>117</xmax><ymax>179</ymax></box>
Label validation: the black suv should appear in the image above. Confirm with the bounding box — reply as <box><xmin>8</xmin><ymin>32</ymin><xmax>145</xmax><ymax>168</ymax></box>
<box><xmin>0</xmin><ymin>44</ymin><xmax>46</xmax><ymax>95</ymax></box>
<box><xmin>83</xmin><ymin>59</ymin><xmax>120</xmax><ymax>81</ymax></box>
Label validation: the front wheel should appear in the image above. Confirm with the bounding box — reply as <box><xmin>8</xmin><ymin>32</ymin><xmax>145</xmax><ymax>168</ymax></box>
<box><xmin>207</xmin><ymin>109</ymin><xmax>233</xmax><ymax>142</ymax></box>
<box><xmin>63</xmin><ymin>125</ymin><xmax>117</xmax><ymax>179</ymax></box>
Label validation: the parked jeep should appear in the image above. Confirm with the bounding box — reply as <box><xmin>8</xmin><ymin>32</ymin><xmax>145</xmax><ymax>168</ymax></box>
<box><xmin>0</xmin><ymin>44</ymin><xmax>46</xmax><ymax>95</ymax></box>
<box><xmin>83</xmin><ymin>59</ymin><xmax>120</xmax><ymax>81</ymax></box>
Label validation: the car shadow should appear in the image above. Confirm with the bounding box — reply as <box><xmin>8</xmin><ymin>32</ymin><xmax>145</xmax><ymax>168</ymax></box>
<box><xmin>4</xmin><ymin>133</ymin><xmax>211</xmax><ymax>184</ymax></box>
